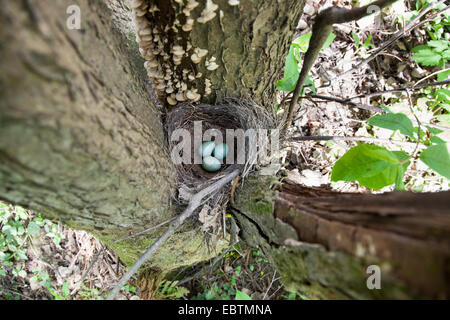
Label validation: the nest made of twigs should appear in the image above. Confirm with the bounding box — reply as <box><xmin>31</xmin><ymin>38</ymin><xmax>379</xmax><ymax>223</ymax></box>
<box><xmin>166</xmin><ymin>98</ymin><xmax>280</xmax><ymax>195</ymax></box>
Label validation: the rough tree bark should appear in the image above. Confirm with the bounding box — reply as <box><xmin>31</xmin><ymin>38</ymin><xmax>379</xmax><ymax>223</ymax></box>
<box><xmin>232</xmin><ymin>174</ymin><xmax>450</xmax><ymax>299</ymax></box>
<box><xmin>1</xmin><ymin>0</ymin><xmax>448</xmax><ymax>299</ymax></box>
<box><xmin>0</xmin><ymin>0</ymin><xmax>223</xmax><ymax>269</ymax></box>
<box><xmin>0</xmin><ymin>0</ymin><xmax>305</xmax><ymax>269</ymax></box>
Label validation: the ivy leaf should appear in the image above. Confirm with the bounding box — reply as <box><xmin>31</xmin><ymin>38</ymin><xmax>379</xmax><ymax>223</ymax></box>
<box><xmin>368</xmin><ymin>113</ymin><xmax>415</xmax><ymax>138</ymax></box>
<box><xmin>412</xmin><ymin>49</ymin><xmax>442</xmax><ymax>66</ymax></box>
<box><xmin>420</xmin><ymin>143</ymin><xmax>450</xmax><ymax>179</ymax></box>
<box><xmin>331</xmin><ymin>144</ymin><xmax>410</xmax><ymax>190</ymax></box>
<box><xmin>276</xmin><ymin>46</ymin><xmax>299</xmax><ymax>92</ymax></box>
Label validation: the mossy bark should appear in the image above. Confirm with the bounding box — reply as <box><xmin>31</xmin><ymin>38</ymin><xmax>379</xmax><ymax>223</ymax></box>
<box><xmin>0</xmin><ymin>0</ymin><xmax>307</xmax><ymax>272</ymax></box>
<box><xmin>232</xmin><ymin>174</ymin><xmax>450</xmax><ymax>299</ymax></box>
<box><xmin>0</xmin><ymin>0</ymin><xmax>221</xmax><ymax>271</ymax></box>
<box><xmin>134</xmin><ymin>0</ymin><xmax>305</xmax><ymax>107</ymax></box>
<box><xmin>187</xmin><ymin>0</ymin><xmax>305</xmax><ymax>106</ymax></box>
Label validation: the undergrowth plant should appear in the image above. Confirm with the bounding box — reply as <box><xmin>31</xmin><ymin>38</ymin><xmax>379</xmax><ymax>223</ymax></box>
<box><xmin>278</xmin><ymin>0</ymin><xmax>450</xmax><ymax>191</ymax></box>
<box><xmin>332</xmin><ymin>0</ymin><xmax>450</xmax><ymax>190</ymax></box>
<box><xmin>0</xmin><ymin>202</ymin><xmax>68</xmax><ymax>300</ymax></box>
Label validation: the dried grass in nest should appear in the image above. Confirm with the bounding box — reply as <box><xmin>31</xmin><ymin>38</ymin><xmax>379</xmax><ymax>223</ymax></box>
<box><xmin>166</xmin><ymin>98</ymin><xmax>280</xmax><ymax>196</ymax></box>
<box><xmin>108</xmin><ymin>101</ymin><xmax>280</xmax><ymax>299</ymax></box>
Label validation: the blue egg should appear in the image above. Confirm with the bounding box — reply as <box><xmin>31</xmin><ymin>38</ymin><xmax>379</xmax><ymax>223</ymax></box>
<box><xmin>199</xmin><ymin>141</ymin><xmax>216</xmax><ymax>157</ymax></box>
<box><xmin>213</xmin><ymin>143</ymin><xmax>228</xmax><ymax>160</ymax></box>
<box><xmin>202</xmin><ymin>156</ymin><xmax>222</xmax><ymax>172</ymax></box>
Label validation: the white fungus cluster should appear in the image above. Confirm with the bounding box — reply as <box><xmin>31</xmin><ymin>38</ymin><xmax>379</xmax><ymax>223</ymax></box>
<box><xmin>205</xmin><ymin>56</ymin><xmax>219</xmax><ymax>71</ymax></box>
<box><xmin>197</xmin><ymin>0</ymin><xmax>219</xmax><ymax>24</ymax></box>
<box><xmin>131</xmin><ymin>0</ymin><xmax>236</xmax><ymax>107</ymax></box>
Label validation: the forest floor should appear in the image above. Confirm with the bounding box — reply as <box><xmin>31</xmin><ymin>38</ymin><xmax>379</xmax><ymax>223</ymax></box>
<box><xmin>1</xmin><ymin>0</ymin><xmax>448</xmax><ymax>300</ymax></box>
<box><xmin>282</xmin><ymin>0</ymin><xmax>449</xmax><ymax>194</ymax></box>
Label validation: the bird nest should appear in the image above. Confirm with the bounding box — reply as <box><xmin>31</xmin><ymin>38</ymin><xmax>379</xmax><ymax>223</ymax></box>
<box><xmin>166</xmin><ymin>99</ymin><xmax>280</xmax><ymax>197</ymax></box>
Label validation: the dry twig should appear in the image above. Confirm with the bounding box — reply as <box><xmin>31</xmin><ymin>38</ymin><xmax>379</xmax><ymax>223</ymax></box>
<box><xmin>106</xmin><ymin>169</ymin><xmax>240</xmax><ymax>300</ymax></box>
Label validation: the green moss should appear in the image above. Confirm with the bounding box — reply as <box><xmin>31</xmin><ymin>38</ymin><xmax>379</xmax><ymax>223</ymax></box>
<box><xmin>233</xmin><ymin>173</ymin><xmax>297</xmax><ymax>246</ymax></box>
<box><xmin>62</xmin><ymin>212</ymin><xmax>230</xmax><ymax>272</ymax></box>
<box><xmin>234</xmin><ymin>174</ymin><xmax>278</xmax><ymax>216</ymax></box>
<box><xmin>94</xmin><ymin>227</ymin><xmax>229</xmax><ymax>271</ymax></box>
<box><xmin>271</xmin><ymin>244</ymin><xmax>414</xmax><ymax>300</ymax></box>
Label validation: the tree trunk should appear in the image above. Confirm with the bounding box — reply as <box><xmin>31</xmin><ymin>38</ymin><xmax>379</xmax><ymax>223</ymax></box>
<box><xmin>232</xmin><ymin>174</ymin><xmax>450</xmax><ymax>299</ymax></box>
<box><xmin>0</xmin><ymin>0</ymin><xmax>215</xmax><ymax>269</ymax></box>
<box><xmin>131</xmin><ymin>0</ymin><xmax>305</xmax><ymax>107</ymax></box>
<box><xmin>0</xmin><ymin>0</ymin><xmax>306</xmax><ymax>269</ymax></box>
<box><xmin>1</xmin><ymin>0</ymin><xmax>449</xmax><ymax>300</ymax></box>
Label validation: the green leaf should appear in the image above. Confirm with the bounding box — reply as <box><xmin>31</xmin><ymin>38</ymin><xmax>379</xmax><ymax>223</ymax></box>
<box><xmin>430</xmin><ymin>136</ymin><xmax>446</xmax><ymax>144</ymax></box>
<box><xmin>2</xmin><ymin>224</ymin><xmax>16</xmax><ymax>237</ymax></box>
<box><xmin>331</xmin><ymin>144</ymin><xmax>410</xmax><ymax>190</ymax></box>
<box><xmin>393</xmin><ymin>151</ymin><xmax>410</xmax><ymax>190</ymax></box>
<box><xmin>411</xmin><ymin>44</ymin><xmax>430</xmax><ymax>53</ymax></box>
<box><xmin>352</xmin><ymin>32</ymin><xmax>360</xmax><ymax>48</ymax></box>
<box><xmin>16</xmin><ymin>224</ymin><xmax>25</xmax><ymax>236</ymax></box>
<box><xmin>434</xmin><ymin>89</ymin><xmax>450</xmax><ymax>103</ymax></box>
<box><xmin>292</xmin><ymin>32</ymin><xmax>335</xmax><ymax>53</ymax></box>
<box><xmin>304</xmin><ymin>75</ymin><xmax>316</xmax><ymax>94</ymax></box>
<box><xmin>292</xmin><ymin>32</ymin><xmax>312</xmax><ymax>52</ymax></box>
<box><xmin>62</xmin><ymin>282</ymin><xmax>70</xmax><ymax>297</ymax></box>
<box><xmin>276</xmin><ymin>46</ymin><xmax>299</xmax><ymax>92</ymax></box>
<box><xmin>362</xmin><ymin>33</ymin><xmax>374</xmax><ymax>49</ymax></box>
<box><xmin>427</xmin><ymin>40</ymin><xmax>449</xmax><ymax>52</ymax></box>
<box><xmin>235</xmin><ymin>290</ymin><xmax>252</xmax><ymax>300</ymax></box>
<box><xmin>321</xmin><ymin>32</ymin><xmax>336</xmax><ymax>51</ymax></box>
<box><xmin>412</xmin><ymin>49</ymin><xmax>442</xmax><ymax>66</ymax></box>
<box><xmin>442</xmin><ymin>49</ymin><xmax>450</xmax><ymax>60</ymax></box>
<box><xmin>368</xmin><ymin>113</ymin><xmax>415</xmax><ymax>138</ymax></box>
<box><xmin>420</xmin><ymin>143</ymin><xmax>450</xmax><ymax>179</ymax></box>
<box><xmin>18</xmin><ymin>270</ymin><xmax>27</xmax><ymax>278</ymax></box>
<box><xmin>426</xmin><ymin>126</ymin><xmax>443</xmax><ymax>135</ymax></box>
<box><xmin>437</xmin><ymin>69</ymin><xmax>450</xmax><ymax>81</ymax></box>
<box><xmin>278</xmin><ymin>31</ymin><xmax>335</xmax><ymax>93</ymax></box>
<box><xmin>379</xmin><ymin>104</ymin><xmax>393</xmax><ymax>113</ymax></box>
<box><xmin>27</xmin><ymin>222</ymin><xmax>41</xmax><ymax>236</ymax></box>
<box><xmin>15</xmin><ymin>207</ymin><xmax>28</xmax><ymax>221</ymax></box>
<box><xmin>16</xmin><ymin>249</ymin><xmax>28</xmax><ymax>260</ymax></box>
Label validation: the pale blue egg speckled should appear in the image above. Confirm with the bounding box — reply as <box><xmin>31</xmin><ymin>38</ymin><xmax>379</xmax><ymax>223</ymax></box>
<box><xmin>213</xmin><ymin>143</ymin><xmax>228</xmax><ymax>160</ymax></box>
<box><xmin>202</xmin><ymin>156</ymin><xmax>222</xmax><ymax>172</ymax></box>
<box><xmin>199</xmin><ymin>141</ymin><xmax>216</xmax><ymax>157</ymax></box>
